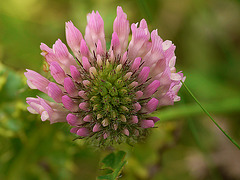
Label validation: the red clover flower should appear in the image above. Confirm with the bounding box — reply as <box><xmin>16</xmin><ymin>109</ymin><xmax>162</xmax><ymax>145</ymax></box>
<box><xmin>25</xmin><ymin>6</ymin><xmax>185</xmax><ymax>146</ymax></box>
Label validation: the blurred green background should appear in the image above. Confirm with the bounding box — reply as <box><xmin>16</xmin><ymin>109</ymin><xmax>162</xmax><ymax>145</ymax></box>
<box><xmin>0</xmin><ymin>0</ymin><xmax>240</xmax><ymax>179</ymax></box>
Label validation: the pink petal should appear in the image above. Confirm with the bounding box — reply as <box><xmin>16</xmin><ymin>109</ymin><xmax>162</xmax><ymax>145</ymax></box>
<box><xmin>109</xmin><ymin>50</ymin><xmax>115</xmax><ymax>63</ymax></box>
<box><xmin>83</xmin><ymin>115</ymin><xmax>92</xmax><ymax>122</ymax></box>
<box><xmin>144</xmin><ymin>80</ymin><xmax>160</xmax><ymax>97</ymax></box>
<box><xmin>170</xmin><ymin>73</ymin><xmax>182</xmax><ymax>81</ymax></box>
<box><xmin>66</xmin><ymin>113</ymin><xmax>78</xmax><ymax>126</ymax></box>
<box><xmin>82</xmin><ymin>56</ymin><xmax>91</xmax><ymax>71</ymax></box>
<box><xmin>64</xmin><ymin>77</ymin><xmax>78</xmax><ymax>97</ymax></box>
<box><xmin>47</xmin><ymin>82</ymin><xmax>63</xmax><ymax>103</ymax></box>
<box><xmin>27</xmin><ymin>102</ymin><xmax>44</xmax><ymax>115</ymax></box>
<box><xmin>40</xmin><ymin>43</ymin><xmax>58</xmax><ymax>64</ymax></box>
<box><xmin>24</xmin><ymin>69</ymin><xmax>50</xmax><ymax>94</ymax></box>
<box><xmin>49</xmin><ymin>61</ymin><xmax>66</xmax><ymax>84</ymax></box>
<box><xmin>96</xmin><ymin>39</ymin><xmax>104</xmax><ymax>55</ymax></box>
<box><xmin>163</xmin><ymin>41</ymin><xmax>176</xmax><ymax>62</ymax></box>
<box><xmin>93</xmin><ymin>123</ymin><xmax>101</xmax><ymax>132</ymax></box>
<box><xmin>52</xmin><ymin>39</ymin><xmax>78</xmax><ymax>72</ymax></box>
<box><xmin>123</xmin><ymin>72</ymin><xmax>132</xmax><ymax>80</ymax></box>
<box><xmin>122</xmin><ymin>128</ymin><xmax>129</xmax><ymax>136</ymax></box>
<box><xmin>36</xmin><ymin>97</ymin><xmax>68</xmax><ymax>123</ymax></box>
<box><xmin>27</xmin><ymin>106</ymin><xmax>38</xmax><ymax>114</ymax></box>
<box><xmin>131</xmin><ymin>57</ymin><xmax>141</xmax><ymax>72</ymax></box>
<box><xmin>133</xmin><ymin>102</ymin><xmax>141</xmax><ymax>112</ymax></box>
<box><xmin>169</xmin><ymin>56</ymin><xmax>176</xmax><ymax>69</ymax></box>
<box><xmin>79</xmin><ymin>102</ymin><xmax>90</xmax><ymax>111</ymax></box>
<box><xmin>128</xmin><ymin>19</ymin><xmax>150</xmax><ymax>59</ymax></box>
<box><xmin>129</xmin><ymin>81</ymin><xmax>138</xmax><ymax>88</ymax></box>
<box><xmin>138</xmin><ymin>66</ymin><xmax>150</xmax><ymax>84</ymax></box>
<box><xmin>65</xmin><ymin>21</ymin><xmax>83</xmax><ymax>56</ymax></box>
<box><xmin>141</xmin><ymin>120</ymin><xmax>154</xmax><ymax>128</ymax></box>
<box><xmin>62</xmin><ymin>95</ymin><xmax>79</xmax><ymax>112</ymax></box>
<box><xmin>97</xmin><ymin>54</ymin><xmax>103</xmax><ymax>66</ymax></box>
<box><xmin>85</xmin><ymin>11</ymin><xmax>106</xmax><ymax>52</ymax></box>
<box><xmin>70</xmin><ymin>65</ymin><xmax>82</xmax><ymax>82</ymax></box>
<box><xmin>131</xmin><ymin>116</ymin><xmax>138</xmax><ymax>124</ymax></box>
<box><xmin>149</xmin><ymin>58</ymin><xmax>166</xmax><ymax>78</ymax></box>
<box><xmin>146</xmin><ymin>98</ymin><xmax>158</xmax><ymax>113</ymax></box>
<box><xmin>157</xmin><ymin>91</ymin><xmax>174</xmax><ymax>107</ymax></box>
<box><xmin>158</xmin><ymin>68</ymin><xmax>171</xmax><ymax>86</ymax></box>
<box><xmin>53</xmin><ymin>39</ymin><xmax>69</xmax><ymax>58</ymax></box>
<box><xmin>110</xmin><ymin>32</ymin><xmax>121</xmax><ymax>55</ymax></box>
<box><xmin>135</xmin><ymin>91</ymin><xmax>143</xmax><ymax>100</ymax></box>
<box><xmin>77</xmin><ymin>127</ymin><xmax>89</xmax><ymax>137</ymax></box>
<box><xmin>143</xmin><ymin>30</ymin><xmax>164</xmax><ymax>67</ymax></box>
<box><xmin>89</xmin><ymin>67</ymin><xmax>97</xmax><ymax>79</ymax></box>
<box><xmin>82</xmin><ymin>80</ymin><xmax>91</xmax><ymax>87</ymax></box>
<box><xmin>40</xmin><ymin>43</ymin><xmax>53</xmax><ymax>54</ymax></box>
<box><xmin>80</xmin><ymin>39</ymin><xmax>89</xmax><ymax>58</ymax></box>
<box><xmin>27</xmin><ymin>97</ymin><xmax>68</xmax><ymax>124</ymax></box>
<box><xmin>70</xmin><ymin>127</ymin><xmax>79</xmax><ymax>134</ymax></box>
<box><xmin>41</xmin><ymin>111</ymin><xmax>49</xmax><ymax>121</ymax></box>
<box><xmin>149</xmin><ymin>116</ymin><xmax>160</xmax><ymax>123</ymax></box>
<box><xmin>162</xmin><ymin>40</ymin><xmax>172</xmax><ymax>51</ymax></box>
<box><xmin>78</xmin><ymin>91</ymin><xmax>88</xmax><ymax>100</ymax></box>
<box><xmin>113</xmin><ymin>6</ymin><xmax>130</xmax><ymax>54</ymax></box>
<box><xmin>120</xmin><ymin>51</ymin><xmax>128</xmax><ymax>64</ymax></box>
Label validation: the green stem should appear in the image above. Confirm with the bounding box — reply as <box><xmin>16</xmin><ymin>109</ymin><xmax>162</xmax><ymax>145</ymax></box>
<box><xmin>182</xmin><ymin>81</ymin><xmax>240</xmax><ymax>150</ymax></box>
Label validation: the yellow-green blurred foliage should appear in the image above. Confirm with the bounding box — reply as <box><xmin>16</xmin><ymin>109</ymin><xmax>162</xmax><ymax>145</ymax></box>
<box><xmin>0</xmin><ymin>0</ymin><xmax>240</xmax><ymax>179</ymax></box>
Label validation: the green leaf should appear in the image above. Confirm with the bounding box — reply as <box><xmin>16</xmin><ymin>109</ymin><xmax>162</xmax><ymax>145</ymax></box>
<box><xmin>97</xmin><ymin>151</ymin><xmax>127</xmax><ymax>180</ymax></box>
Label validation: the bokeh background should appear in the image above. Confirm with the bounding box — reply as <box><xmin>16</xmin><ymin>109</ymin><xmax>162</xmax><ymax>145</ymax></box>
<box><xmin>0</xmin><ymin>0</ymin><xmax>240</xmax><ymax>179</ymax></box>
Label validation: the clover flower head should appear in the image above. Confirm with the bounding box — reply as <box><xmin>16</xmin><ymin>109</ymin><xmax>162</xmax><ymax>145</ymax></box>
<box><xmin>25</xmin><ymin>6</ymin><xmax>185</xmax><ymax>146</ymax></box>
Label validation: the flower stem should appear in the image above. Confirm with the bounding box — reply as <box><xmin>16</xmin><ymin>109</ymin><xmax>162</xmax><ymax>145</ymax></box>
<box><xmin>181</xmin><ymin>81</ymin><xmax>240</xmax><ymax>150</ymax></box>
